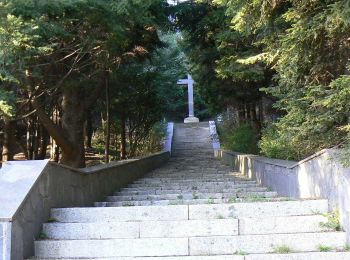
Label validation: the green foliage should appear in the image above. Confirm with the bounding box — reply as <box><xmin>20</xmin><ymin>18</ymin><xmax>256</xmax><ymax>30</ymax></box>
<box><xmin>219</xmin><ymin>123</ymin><xmax>258</xmax><ymax>154</ymax></box>
<box><xmin>273</xmin><ymin>245</ymin><xmax>293</xmax><ymax>254</ymax></box>
<box><xmin>318</xmin><ymin>245</ymin><xmax>333</xmax><ymax>252</ymax></box>
<box><xmin>320</xmin><ymin>209</ymin><xmax>342</xmax><ymax>232</ymax></box>
<box><xmin>0</xmin><ymin>89</ymin><xmax>15</xmax><ymax>118</ymax></box>
<box><xmin>177</xmin><ymin>0</ymin><xmax>350</xmax><ymax>161</ymax></box>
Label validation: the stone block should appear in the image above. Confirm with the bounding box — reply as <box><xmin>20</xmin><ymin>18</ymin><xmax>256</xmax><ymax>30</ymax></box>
<box><xmin>35</xmin><ymin>238</ymin><xmax>189</xmax><ymax>258</ymax></box>
<box><xmin>189</xmin><ymin>232</ymin><xmax>347</xmax><ymax>255</ymax></box>
<box><xmin>140</xmin><ymin>219</ymin><xmax>238</xmax><ymax>238</ymax></box>
<box><xmin>43</xmin><ymin>222</ymin><xmax>140</xmax><ymax>239</ymax></box>
<box><xmin>239</xmin><ymin>215</ymin><xmax>329</xmax><ymax>235</ymax></box>
<box><xmin>51</xmin><ymin>205</ymin><xmax>189</xmax><ymax>222</ymax></box>
<box><xmin>189</xmin><ymin>200</ymin><xmax>328</xmax><ymax>219</ymax></box>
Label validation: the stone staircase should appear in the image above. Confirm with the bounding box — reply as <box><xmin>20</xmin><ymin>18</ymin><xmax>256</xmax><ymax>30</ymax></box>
<box><xmin>31</xmin><ymin>122</ymin><xmax>350</xmax><ymax>259</ymax></box>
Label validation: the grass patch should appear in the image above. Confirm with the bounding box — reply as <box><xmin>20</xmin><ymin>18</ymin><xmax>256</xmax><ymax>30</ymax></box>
<box><xmin>344</xmin><ymin>244</ymin><xmax>350</xmax><ymax>252</ymax></box>
<box><xmin>273</xmin><ymin>245</ymin><xmax>293</xmax><ymax>254</ymax></box>
<box><xmin>233</xmin><ymin>250</ymin><xmax>247</xmax><ymax>255</ymax></box>
<box><xmin>38</xmin><ymin>232</ymin><xmax>48</xmax><ymax>240</ymax></box>
<box><xmin>47</xmin><ymin>217</ymin><xmax>58</xmax><ymax>223</ymax></box>
<box><xmin>207</xmin><ymin>198</ymin><xmax>215</xmax><ymax>204</ymax></box>
<box><xmin>320</xmin><ymin>210</ymin><xmax>342</xmax><ymax>231</ymax></box>
<box><xmin>318</xmin><ymin>245</ymin><xmax>333</xmax><ymax>252</ymax></box>
<box><xmin>122</xmin><ymin>202</ymin><xmax>135</xmax><ymax>207</ymax></box>
<box><xmin>228</xmin><ymin>197</ymin><xmax>237</xmax><ymax>203</ymax></box>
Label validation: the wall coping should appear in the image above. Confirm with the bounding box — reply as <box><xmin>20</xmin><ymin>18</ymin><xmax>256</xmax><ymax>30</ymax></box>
<box><xmin>220</xmin><ymin>148</ymin><xmax>343</xmax><ymax>170</ymax></box>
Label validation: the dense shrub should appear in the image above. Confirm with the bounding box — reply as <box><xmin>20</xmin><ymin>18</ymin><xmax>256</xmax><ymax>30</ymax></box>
<box><xmin>219</xmin><ymin>123</ymin><xmax>259</xmax><ymax>154</ymax></box>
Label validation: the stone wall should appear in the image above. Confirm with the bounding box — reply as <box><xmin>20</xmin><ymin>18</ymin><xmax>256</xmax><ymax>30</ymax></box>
<box><xmin>0</xmin><ymin>151</ymin><xmax>170</xmax><ymax>260</ymax></box>
<box><xmin>219</xmin><ymin>149</ymin><xmax>350</xmax><ymax>242</ymax></box>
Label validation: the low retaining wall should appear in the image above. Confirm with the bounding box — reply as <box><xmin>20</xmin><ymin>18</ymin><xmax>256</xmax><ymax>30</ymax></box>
<box><xmin>0</xmin><ymin>151</ymin><xmax>170</xmax><ymax>260</ymax></box>
<box><xmin>219</xmin><ymin>149</ymin><xmax>350</xmax><ymax>242</ymax></box>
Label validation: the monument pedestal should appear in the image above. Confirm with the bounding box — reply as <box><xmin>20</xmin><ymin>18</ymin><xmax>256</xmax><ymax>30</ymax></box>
<box><xmin>184</xmin><ymin>116</ymin><xmax>199</xmax><ymax>124</ymax></box>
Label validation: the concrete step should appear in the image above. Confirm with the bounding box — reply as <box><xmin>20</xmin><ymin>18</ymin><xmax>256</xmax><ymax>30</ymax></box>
<box><xmin>95</xmin><ymin>197</ymin><xmax>291</xmax><ymax>207</ymax></box>
<box><xmin>239</xmin><ymin>215</ymin><xmax>330</xmax><ymax>234</ymax></box>
<box><xmin>106</xmin><ymin>192</ymin><xmax>238</xmax><ymax>202</ymax></box>
<box><xmin>120</xmin><ymin>183</ymin><xmax>260</xmax><ymax>192</ymax></box>
<box><xmin>189</xmin><ymin>232</ymin><xmax>347</xmax><ymax>255</ymax></box>
<box><xmin>43</xmin><ymin>214</ymin><xmax>329</xmax><ymax>240</ymax></box>
<box><xmin>134</xmin><ymin>177</ymin><xmax>240</xmax><ymax>183</ymax></box>
<box><xmin>245</xmin><ymin>252</ymin><xmax>350</xmax><ymax>260</ymax></box>
<box><xmin>29</xmin><ymin>256</ymin><xmax>244</xmax><ymax>260</ymax></box>
<box><xmin>34</xmin><ymin>232</ymin><xmax>347</xmax><ymax>258</ymax></box>
<box><xmin>138</xmin><ymin>176</ymin><xmax>249</xmax><ymax>180</ymax></box>
<box><xmin>51</xmin><ymin>200</ymin><xmax>328</xmax><ymax>223</ymax></box>
<box><xmin>95</xmin><ymin>198</ymin><xmax>236</xmax><ymax>207</ymax></box>
<box><xmin>116</xmin><ymin>187</ymin><xmax>269</xmax><ymax>196</ymax></box>
<box><xmin>188</xmin><ymin>199</ymin><xmax>328</xmax><ymax>219</ymax></box>
<box><xmin>51</xmin><ymin>205</ymin><xmax>189</xmax><ymax>222</ymax></box>
<box><xmin>106</xmin><ymin>191</ymin><xmax>277</xmax><ymax>203</ymax></box>
<box><xmin>128</xmin><ymin>182</ymin><xmax>255</xmax><ymax>189</ymax></box>
<box><xmin>146</xmin><ymin>174</ymin><xmax>235</xmax><ymax>177</ymax></box>
<box><xmin>34</xmin><ymin>238</ymin><xmax>189</xmax><ymax>258</ymax></box>
<box><xmin>43</xmin><ymin>219</ymin><xmax>238</xmax><ymax>240</ymax></box>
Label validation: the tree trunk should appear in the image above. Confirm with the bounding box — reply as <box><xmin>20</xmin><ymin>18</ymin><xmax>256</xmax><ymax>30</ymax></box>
<box><xmin>60</xmin><ymin>88</ymin><xmax>86</xmax><ymax>168</ymax></box>
<box><xmin>26</xmin><ymin>119</ymin><xmax>34</xmax><ymax>159</ymax></box>
<box><xmin>0</xmin><ymin>133</ymin><xmax>3</xmax><ymax>166</ymax></box>
<box><xmin>120</xmin><ymin>113</ymin><xmax>127</xmax><ymax>160</ymax></box>
<box><xmin>85</xmin><ymin>111</ymin><xmax>93</xmax><ymax>149</ymax></box>
<box><xmin>2</xmin><ymin>119</ymin><xmax>16</xmax><ymax>161</ymax></box>
<box><xmin>249</xmin><ymin>103</ymin><xmax>261</xmax><ymax>137</ymax></box>
<box><xmin>105</xmin><ymin>74</ymin><xmax>110</xmax><ymax>164</ymax></box>
<box><xmin>38</xmin><ymin>125</ymin><xmax>49</xmax><ymax>159</ymax></box>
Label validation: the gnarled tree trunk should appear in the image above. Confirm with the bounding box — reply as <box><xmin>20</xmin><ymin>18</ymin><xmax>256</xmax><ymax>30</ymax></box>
<box><xmin>60</xmin><ymin>88</ymin><xmax>86</xmax><ymax>168</ymax></box>
<box><xmin>2</xmin><ymin>119</ymin><xmax>16</xmax><ymax>162</ymax></box>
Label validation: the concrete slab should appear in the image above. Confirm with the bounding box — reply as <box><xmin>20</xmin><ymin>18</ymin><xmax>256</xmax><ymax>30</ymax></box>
<box><xmin>189</xmin><ymin>232</ymin><xmax>347</xmax><ymax>255</ymax></box>
<box><xmin>35</xmin><ymin>238</ymin><xmax>189</xmax><ymax>258</ymax></box>
<box><xmin>51</xmin><ymin>205</ymin><xmax>189</xmax><ymax>222</ymax></box>
<box><xmin>0</xmin><ymin>160</ymin><xmax>49</xmax><ymax>220</ymax></box>
<box><xmin>189</xmin><ymin>200</ymin><xmax>329</xmax><ymax>219</ymax></box>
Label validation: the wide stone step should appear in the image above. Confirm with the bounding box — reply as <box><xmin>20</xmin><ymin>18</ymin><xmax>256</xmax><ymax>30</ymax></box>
<box><xmin>41</xmin><ymin>214</ymin><xmax>332</xmax><ymax>241</ymax></box>
<box><xmin>189</xmin><ymin>232</ymin><xmax>347</xmax><ymax>255</ymax></box>
<box><xmin>135</xmin><ymin>177</ymin><xmax>240</xmax><ymax>183</ymax></box>
<box><xmin>120</xmin><ymin>183</ymin><xmax>259</xmax><ymax>193</ymax></box>
<box><xmin>95</xmin><ymin>198</ymin><xmax>236</xmax><ymax>207</ymax></box>
<box><xmin>34</xmin><ymin>232</ymin><xmax>347</xmax><ymax>258</ymax></box>
<box><xmin>128</xmin><ymin>182</ymin><xmax>256</xmax><ymax>189</ymax></box>
<box><xmin>106</xmin><ymin>192</ymin><xmax>238</xmax><ymax>202</ymax></box>
<box><xmin>51</xmin><ymin>205</ymin><xmax>189</xmax><ymax>222</ymax></box>
<box><xmin>246</xmin><ymin>252</ymin><xmax>350</xmax><ymax>260</ymax></box>
<box><xmin>43</xmin><ymin>219</ymin><xmax>238</xmax><ymax>240</ymax></box>
<box><xmin>95</xmin><ymin>196</ymin><xmax>291</xmax><ymax>207</ymax></box>
<box><xmin>188</xmin><ymin>200</ymin><xmax>328</xmax><ymax>219</ymax></box>
<box><xmin>107</xmin><ymin>191</ymin><xmax>277</xmax><ymax>202</ymax></box>
<box><xmin>133</xmin><ymin>179</ymin><xmax>238</xmax><ymax>185</ymax></box>
<box><xmin>28</xmin><ymin>252</ymin><xmax>350</xmax><ymax>260</ymax></box>
<box><xmin>135</xmin><ymin>175</ymin><xmax>250</xmax><ymax>183</ymax></box>
<box><xmin>116</xmin><ymin>187</ymin><xmax>268</xmax><ymax>196</ymax></box>
<box><xmin>239</xmin><ymin>215</ymin><xmax>329</xmax><ymax>234</ymax></box>
<box><xmin>29</xmin><ymin>255</ymin><xmax>244</xmax><ymax>260</ymax></box>
<box><xmin>34</xmin><ymin>238</ymin><xmax>189</xmax><ymax>258</ymax></box>
<box><xmin>145</xmin><ymin>175</ymin><xmax>239</xmax><ymax>179</ymax></box>
<box><xmin>50</xmin><ymin>200</ymin><xmax>328</xmax><ymax>223</ymax></box>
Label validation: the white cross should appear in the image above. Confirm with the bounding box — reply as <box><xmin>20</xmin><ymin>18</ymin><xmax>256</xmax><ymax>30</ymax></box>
<box><xmin>177</xmin><ymin>74</ymin><xmax>195</xmax><ymax>118</ymax></box>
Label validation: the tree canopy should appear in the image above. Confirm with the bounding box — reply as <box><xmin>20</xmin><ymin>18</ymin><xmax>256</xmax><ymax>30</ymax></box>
<box><xmin>173</xmin><ymin>0</ymin><xmax>350</xmax><ymax>160</ymax></box>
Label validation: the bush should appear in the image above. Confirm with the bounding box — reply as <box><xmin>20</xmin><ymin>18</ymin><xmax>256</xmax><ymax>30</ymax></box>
<box><xmin>220</xmin><ymin>123</ymin><xmax>259</xmax><ymax>154</ymax></box>
<box><xmin>259</xmin><ymin>123</ymin><xmax>299</xmax><ymax>161</ymax></box>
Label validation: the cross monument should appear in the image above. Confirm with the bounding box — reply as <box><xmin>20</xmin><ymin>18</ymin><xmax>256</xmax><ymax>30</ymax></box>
<box><xmin>177</xmin><ymin>74</ymin><xmax>199</xmax><ymax>123</ymax></box>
